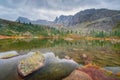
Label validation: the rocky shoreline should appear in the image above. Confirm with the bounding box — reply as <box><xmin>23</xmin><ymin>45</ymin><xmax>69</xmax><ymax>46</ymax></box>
<box><xmin>64</xmin><ymin>64</ymin><xmax>120</xmax><ymax>80</ymax></box>
<box><xmin>0</xmin><ymin>51</ymin><xmax>120</xmax><ymax>80</ymax></box>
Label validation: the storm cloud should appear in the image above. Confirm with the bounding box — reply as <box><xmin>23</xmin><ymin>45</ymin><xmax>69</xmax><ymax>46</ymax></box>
<box><xmin>0</xmin><ymin>0</ymin><xmax>120</xmax><ymax>21</ymax></box>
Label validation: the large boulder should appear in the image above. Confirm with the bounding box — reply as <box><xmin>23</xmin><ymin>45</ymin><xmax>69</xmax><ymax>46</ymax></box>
<box><xmin>17</xmin><ymin>51</ymin><xmax>45</xmax><ymax>77</ymax></box>
<box><xmin>63</xmin><ymin>70</ymin><xmax>92</xmax><ymax>80</ymax></box>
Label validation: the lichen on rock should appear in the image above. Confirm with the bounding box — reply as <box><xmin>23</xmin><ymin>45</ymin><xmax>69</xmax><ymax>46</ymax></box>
<box><xmin>17</xmin><ymin>51</ymin><xmax>45</xmax><ymax>77</ymax></box>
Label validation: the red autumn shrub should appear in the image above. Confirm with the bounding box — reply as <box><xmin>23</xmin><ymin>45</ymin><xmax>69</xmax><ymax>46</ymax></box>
<box><xmin>77</xmin><ymin>64</ymin><xmax>119</xmax><ymax>80</ymax></box>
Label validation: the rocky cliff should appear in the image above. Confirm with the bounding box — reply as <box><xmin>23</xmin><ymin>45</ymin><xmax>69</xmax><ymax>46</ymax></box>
<box><xmin>54</xmin><ymin>8</ymin><xmax>120</xmax><ymax>31</ymax></box>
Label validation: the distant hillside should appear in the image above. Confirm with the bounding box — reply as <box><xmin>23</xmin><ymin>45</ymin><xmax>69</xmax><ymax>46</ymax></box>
<box><xmin>0</xmin><ymin>19</ymin><xmax>64</xmax><ymax>36</ymax></box>
<box><xmin>1</xmin><ymin>8</ymin><xmax>120</xmax><ymax>37</ymax></box>
<box><xmin>16</xmin><ymin>17</ymin><xmax>53</xmax><ymax>26</ymax></box>
<box><xmin>16</xmin><ymin>9</ymin><xmax>120</xmax><ymax>32</ymax></box>
<box><xmin>54</xmin><ymin>8</ymin><xmax>120</xmax><ymax>31</ymax></box>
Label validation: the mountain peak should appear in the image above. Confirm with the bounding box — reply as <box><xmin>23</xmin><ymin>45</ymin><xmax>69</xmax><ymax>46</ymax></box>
<box><xmin>16</xmin><ymin>17</ymin><xmax>31</xmax><ymax>23</ymax></box>
<box><xmin>54</xmin><ymin>8</ymin><xmax>120</xmax><ymax>26</ymax></box>
<box><xmin>16</xmin><ymin>17</ymin><xmax>52</xmax><ymax>25</ymax></box>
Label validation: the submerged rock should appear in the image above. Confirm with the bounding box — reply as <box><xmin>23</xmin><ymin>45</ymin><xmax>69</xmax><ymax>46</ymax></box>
<box><xmin>0</xmin><ymin>51</ymin><xmax>19</xmax><ymax>59</ymax></box>
<box><xmin>25</xmin><ymin>52</ymin><xmax>79</xmax><ymax>80</ymax></box>
<box><xmin>105</xmin><ymin>67</ymin><xmax>120</xmax><ymax>73</ymax></box>
<box><xmin>17</xmin><ymin>51</ymin><xmax>45</xmax><ymax>77</ymax></box>
<box><xmin>25</xmin><ymin>62</ymin><xmax>78</xmax><ymax>80</ymax></box>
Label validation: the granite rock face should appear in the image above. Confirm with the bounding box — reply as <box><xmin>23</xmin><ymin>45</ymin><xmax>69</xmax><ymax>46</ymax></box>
<box><xmin>69</xmin><ymin>9</ymin><xmax>120</xmax><ymax>26</ymax></box>
<box><xmin>54</xmin><ymin>15</ymin><xmax>72</xmax><ymax>26</ymax></box>
<box><xmin>54</xmin><ymin>9</ymin><xmax>120</xmax><ymax>26</ymax></box>
<box><xmin>54</xmin><ymin>8</ymin><xmax>120</xmax><ymax>31</ymax></box>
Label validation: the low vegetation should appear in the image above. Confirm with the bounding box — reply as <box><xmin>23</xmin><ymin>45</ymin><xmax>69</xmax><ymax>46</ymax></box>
<box><xmin>0</xmin><ymin>19</ymin><xmax>120</xmax><ymax>39</ymax></box>
<box><xmin>0</xmin><ymin>19</ymin><xmax>66</xmax><ymax>37</ymax></box>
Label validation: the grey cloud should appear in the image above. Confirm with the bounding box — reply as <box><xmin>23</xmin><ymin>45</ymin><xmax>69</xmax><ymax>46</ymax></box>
<box><xmin>1</xmin><ymin>0</ymin><xmax>119</xmax><ymax>10</ymax></box>
<box><xmin>0</xmin><ymin>0</ymin><xmax>120</xmax><ymax>21</ymax></box>
<box><xmin>0</xmin><ymin>0</ymin><xmax>26</xmax><ymax>8</ymax></box>
<box><xmin>25</xmin><ymin>0</ymin><xmax>100</xmax><ymax>11</ymax></box>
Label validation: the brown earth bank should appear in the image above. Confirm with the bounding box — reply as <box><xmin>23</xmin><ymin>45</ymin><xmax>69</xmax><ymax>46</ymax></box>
<box><xmin>0</xmin><ymin>35</ymin><xmax>11</xmax><ymax>39</ymax></box>
<box><xmin>0</xmin><ymin>35</ymin><xmax>64</xmax><ymax>39</ymax></box>
<box><xmin>0</xmin><ymin>35</ymin><xmax>120</xmax><ymax>41</ymax></box>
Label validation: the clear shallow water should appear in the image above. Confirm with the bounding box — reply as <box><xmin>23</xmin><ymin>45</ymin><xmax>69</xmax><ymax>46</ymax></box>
<box><xmin>0</xmin><ymin>38</ymin><xmax>120</xmax><ymax>80</ymax></box>
<box><xmin>0</xmin><ymin>52</ymin><xmax>78</xmax><ymax>80</ymax></box>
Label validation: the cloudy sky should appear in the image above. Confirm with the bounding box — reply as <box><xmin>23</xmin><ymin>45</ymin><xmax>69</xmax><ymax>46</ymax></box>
<box><xmin>0</xmin><ymin>0</ymin><xmax>120</xmax><ymax>21</ymax></box>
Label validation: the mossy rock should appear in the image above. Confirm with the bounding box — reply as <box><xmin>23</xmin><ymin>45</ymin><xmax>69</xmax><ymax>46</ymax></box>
<box><xmin>17</xmin><ymin>51</ymin><xmax>45</xmax><ymax>77</ymax></box>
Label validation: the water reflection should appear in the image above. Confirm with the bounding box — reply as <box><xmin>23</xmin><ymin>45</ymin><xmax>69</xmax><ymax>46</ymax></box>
<box><xmin>0</xmin><ymin>39</ymin><xmax>120</xmax><ymax>52</ymax></box>
<box><xmin>0</xmin><ymin>38</ymin><xmax>120</xmax><ymax>66</ymax></box>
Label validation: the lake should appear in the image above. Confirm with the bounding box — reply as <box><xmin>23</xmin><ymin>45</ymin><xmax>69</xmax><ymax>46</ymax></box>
<box><xmin>0</xmin><ymin>38</ymin><xmax>120</xmax><ymax>80</ymax></box>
